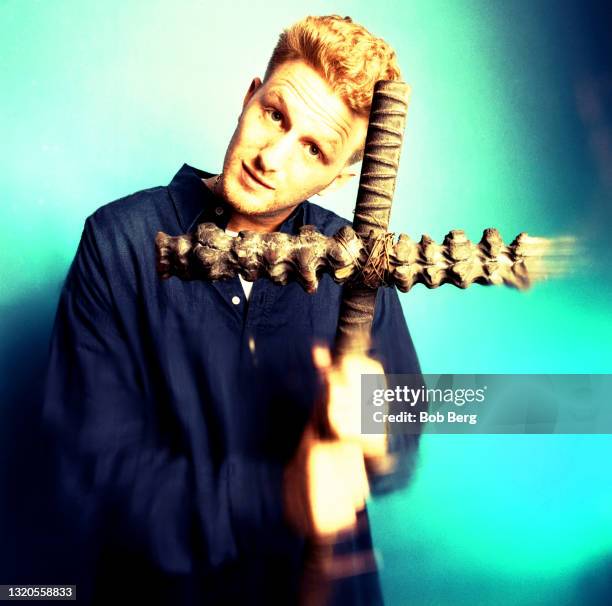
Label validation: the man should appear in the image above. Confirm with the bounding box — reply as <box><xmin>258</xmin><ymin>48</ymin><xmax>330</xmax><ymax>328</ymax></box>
<box><xmin>43</xmin><ymin>15</ymin><xmax>422</xmax><ymax>605</ymax></box>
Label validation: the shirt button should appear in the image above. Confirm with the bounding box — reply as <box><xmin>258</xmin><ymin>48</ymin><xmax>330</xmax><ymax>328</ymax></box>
<box><xmin>215</xmin><ymin>206</ymin><xmax>224</xmax><ymax>216</ymax></box>
<box><xmin>231</xmin><ymin>295</ymin><xmax>241</xmax><ymax>305</ymax></box>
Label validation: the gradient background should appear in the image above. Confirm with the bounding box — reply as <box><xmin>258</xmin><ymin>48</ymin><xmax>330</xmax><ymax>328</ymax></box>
<box><xmin>1</xmin><ymin>1</ymin><xmax>611</xmax><ymax>604</ymax></box>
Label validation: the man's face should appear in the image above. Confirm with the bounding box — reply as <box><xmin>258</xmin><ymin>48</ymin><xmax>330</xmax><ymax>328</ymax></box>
<box><xmin>218</xmin><ymin>59</ymin><xmax>368</xmax><ymax>218</ymax></box>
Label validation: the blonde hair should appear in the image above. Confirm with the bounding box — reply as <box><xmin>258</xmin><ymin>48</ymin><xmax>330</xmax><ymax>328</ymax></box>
<box><xmin>264</xmin><ymin>15</ymin><xmax>402</xmax><ymax>164</ymax></box>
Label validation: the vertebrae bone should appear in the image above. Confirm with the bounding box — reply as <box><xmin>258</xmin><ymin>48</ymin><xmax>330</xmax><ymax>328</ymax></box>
<box><xmin>156</xmin><ymin>223</ymin><xmax>572</xmax><ymax>293</ymax></box>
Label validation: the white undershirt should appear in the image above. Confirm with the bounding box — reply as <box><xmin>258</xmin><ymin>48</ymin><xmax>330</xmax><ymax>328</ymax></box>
<box><xmin>225</xmin><ymin>228</ymin><xmax>253</xmax><ymax>300</ymax></box>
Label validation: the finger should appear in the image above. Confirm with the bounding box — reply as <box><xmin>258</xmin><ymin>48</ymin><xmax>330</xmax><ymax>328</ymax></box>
<box><xmin>322</xmin><ymin>549</ymin><xmax>380</xmax><ymax>579</ymax></box>
<box><xmin>339</xmin><ymin>352</ymin><xmax>384</xmax><ymax>378</ymax></box>
<box><xmin>337</xmin><ymin>442</ymin><xmax>369</xmax><ymax>510</ymax></box>
<box><xmin>351</xmin><ymin>443</ymin><xmax>371</xmax><ymax>506</ymax></box>
<box><xmin>312</xmin><ymin>344</ymin><xmax>332</xmax><ymax>370</ymax></box>
<box><xmin>359</xmin><ymin>457</ymin><xmax>371</xmax><ymax>505</ymax></box>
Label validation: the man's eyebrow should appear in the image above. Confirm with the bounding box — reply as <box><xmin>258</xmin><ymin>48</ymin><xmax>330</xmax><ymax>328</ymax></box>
<box><xmin>266</xmin><ymin>89</ymin><xmax>284</xmax><ymax>105</ymax></box>
<box><xmin>265</xmin><ymin>89</ymin><xmax>340</xmax><ymax>154</ymax></box>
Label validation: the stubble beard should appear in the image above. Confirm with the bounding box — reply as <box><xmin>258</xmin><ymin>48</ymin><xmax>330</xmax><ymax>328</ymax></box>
<box><xmin>217</xmin><ymin>158</ymin><xmax>303</xmax><ymax>219</ymax></box>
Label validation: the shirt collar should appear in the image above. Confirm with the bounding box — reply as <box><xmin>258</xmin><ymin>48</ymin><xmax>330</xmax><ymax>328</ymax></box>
<box><xmin>167</xmin><ymin>163</ymin><xmax>306</xmax><ymax>235</ymax></box>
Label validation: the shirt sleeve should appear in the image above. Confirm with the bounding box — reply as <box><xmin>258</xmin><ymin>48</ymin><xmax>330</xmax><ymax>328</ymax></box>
<box><xmin>42</xmin><ymin>216</ymin><xmax>298</xmax><ymax>575</ymax></box>
<box><xmin>367</xmin><ymin>285</ymin><xmax>425</xmax><ymax>495</ymax></box>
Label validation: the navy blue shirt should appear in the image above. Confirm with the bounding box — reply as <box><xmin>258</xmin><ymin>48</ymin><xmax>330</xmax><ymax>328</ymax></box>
<box><xmin>43</xmin><ymin>164</ymin><xmax>422</xmax><ymax>605</ymax></box>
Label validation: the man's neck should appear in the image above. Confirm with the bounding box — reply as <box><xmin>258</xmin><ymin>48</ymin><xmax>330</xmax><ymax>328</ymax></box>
<box><xmin>226</xmin><ymin>210</ymin><xmax>296</xmax><ymax>233</ymax></box>
<box><xmin>202</xmin><ymin>175</ymin><xmax>296</xmax><ymax>233</ymax></box>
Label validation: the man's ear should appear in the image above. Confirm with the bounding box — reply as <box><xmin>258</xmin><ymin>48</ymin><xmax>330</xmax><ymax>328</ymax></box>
<box><xmin>316</xmin><ymin>167</ymin><xmax>359</xmax><ymax>197</ymax></box>
<box><xmin>243</xmin><ymin>77</ymin><xmax>263</xmax><ymax>109</ymax></box>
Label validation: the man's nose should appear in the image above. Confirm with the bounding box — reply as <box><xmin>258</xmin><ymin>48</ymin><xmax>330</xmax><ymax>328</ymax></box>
<box><xmin>257</xmin><ymin>134</ymin><xmax>293</xmax><ymax>172</ymax></box>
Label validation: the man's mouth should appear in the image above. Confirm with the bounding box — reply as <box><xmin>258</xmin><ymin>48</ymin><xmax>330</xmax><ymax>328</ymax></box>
<box><xmin>241</xmin><ymin>162</ymin><xmax>275</xmax><ymax>190</ymax></box>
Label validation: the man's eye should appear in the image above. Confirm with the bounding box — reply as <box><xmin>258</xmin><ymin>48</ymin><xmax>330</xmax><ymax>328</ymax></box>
<box><xmin>307</xmin><ymin>144</ymin><xmax>320</xmax><ymax>157</ymax></box>
<box><xmin>269</xmin><ymin>110</ymin><xmax>283</xmax><ymax>122</ymax></box>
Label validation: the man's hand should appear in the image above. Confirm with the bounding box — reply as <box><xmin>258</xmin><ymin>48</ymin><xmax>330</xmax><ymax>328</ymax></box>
<box><xmin>283</xmin><ymin>425</ymin><xmax>369</xmax><ymax>538</ymax></box>
<box><xmin>283</xmin><ymin>346</ymin><xmax>391</xmax><ymax>539</ymax></box>
<box><xmin>312</xmin><ymin>345</ymin><xmax>388</xmax><ymax>459</ymax></box>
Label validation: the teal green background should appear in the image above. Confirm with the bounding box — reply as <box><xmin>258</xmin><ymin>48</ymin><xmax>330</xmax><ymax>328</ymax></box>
<box><xmin>2</xmin><ymin>1</ymin><xmax>611</xmax><ymax>604</ymax></box>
